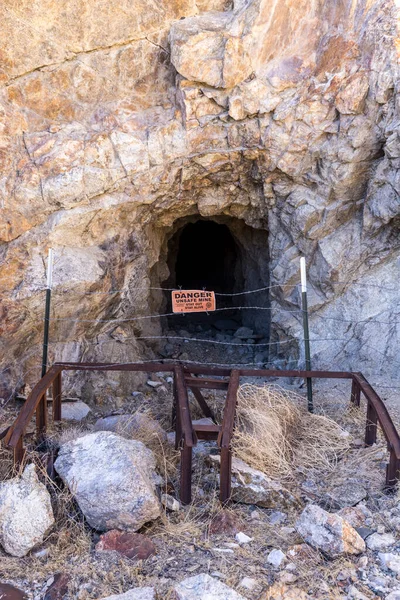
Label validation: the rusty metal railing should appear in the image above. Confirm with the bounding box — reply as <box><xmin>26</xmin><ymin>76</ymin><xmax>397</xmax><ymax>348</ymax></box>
<box><xmin>2</xmin><ymin>362</ymin><xmax>400</xmax><ymax>502</ymax></box>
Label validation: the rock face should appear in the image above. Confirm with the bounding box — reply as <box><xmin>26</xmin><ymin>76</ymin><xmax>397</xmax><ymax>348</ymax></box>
<box><xmin>175</xmin><ymin>574</ymin><xmax>245</xmax><ymax>600</ymax></box>
<box><xmin>209</xmin><ymin>455</ymin><xmax>298</xmax><ymax>509</ymax></box>
<box><xmin>295</xmin><ymin>504</ymin><xmax>366</xmax><ymax>558</ymax></box>
<box><xmin>0</xmin><ymin>464</ymin><xmax>54</xmax><ymax>557</ymax></box>
<box><xmin>0</xmin><ymin>0</ymin><xmax>399</xmax><ymax>397</ymax></box>
<box><xmin>54</xmin><ymin>431</ymin><xmax>161</xmax><ymax>531</ymax></box>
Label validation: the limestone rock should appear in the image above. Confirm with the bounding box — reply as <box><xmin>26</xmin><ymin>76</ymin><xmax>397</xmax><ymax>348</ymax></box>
<box><xmin>378</xmin><ymin>552</ymin><xmax>400</xmax><ymax>575</ymax></box>
<box><xmin>0</xmin><ymin>464</ymin><xmax>54</xmax><ymax>557</ymax></box>
<box><xmin>267</xmin><ymin>548</ymin><xmax>286</xmax><ymax>568</ymax></box>
<box><xmin>100</xmin><ymin>589</ymin><xmax>155</xmax><ymax>600</ymax></box>
<box><xmin>209</xmin><ymin>455</ymin><xmax>299</xmax><ymax>509</ymax></box>
<box><xmin>93</xmin><ymin>414</ymin><xmax>167</xmax><ymax>444</ymax></box>
<box><xmin>175</xmin><ymin>574</ymin><xmax>245</xmax><ymax>600</ymax></box>
<box><xmin>295</xmin><ymin>504</ymin><xmax>366</xmax><ymax>558</ymax></box>
<box><xmin>366</xmin><ymin>532</ymin><xmax>396</xmax><ymax>551</ymax></box>
<box><xmin>54</xmin><ymin>431</ymin><xmax>161</xmax><ymax>532</ymax></box>
<box><xmin>61</xmin><ymin>401</ymin><xmax>91</xmax><ymax>421</ymax></box>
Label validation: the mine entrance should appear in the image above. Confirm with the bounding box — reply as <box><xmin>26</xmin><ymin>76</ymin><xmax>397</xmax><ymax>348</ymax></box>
<box><xmin>160</xmin><ymin>217</ymin><xmax>270</xmax><ymax>343</ymax></box>
<box><xmin>175</xmin><ymin>221</ymin><xmax>237</xmax><ymax>295</ymax></box>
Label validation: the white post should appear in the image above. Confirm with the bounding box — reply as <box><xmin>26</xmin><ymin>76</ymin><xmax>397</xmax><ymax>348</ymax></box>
<box><xmin>300</xmin><ymin>257</ymin><xmax>313</xmax><ymax>412</ymax></box>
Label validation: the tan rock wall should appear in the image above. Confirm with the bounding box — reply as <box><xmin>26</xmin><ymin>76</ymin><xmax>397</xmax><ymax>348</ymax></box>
<box><xmin>0</xmin><ymin>0</ymin><xmax>399</xmax><ymax>397</ymax></box>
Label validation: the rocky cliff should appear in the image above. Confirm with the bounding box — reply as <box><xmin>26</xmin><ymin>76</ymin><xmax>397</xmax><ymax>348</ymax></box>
<box><xmin>0</xmin><ymin>0</ymin><xmax>399</xmax><ymax>398</ymax></box>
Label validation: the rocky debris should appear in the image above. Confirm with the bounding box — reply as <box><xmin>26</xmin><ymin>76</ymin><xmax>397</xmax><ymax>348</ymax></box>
<box><xmin>287</xmin><ymin>544</ymin><xmax>323</xmax><ymax>565</ymax></box>
<box><xmin>209</xmin><ymin>455</ymin><xmax>299</xmax><ymax>509</ymax></box>
<box><xmin>0</xmin><ymin>584</ymin><xmax>28</xmax><ymax>599</ymax></box>
<box><xmin>325</xmin><ymin>482</ymin><xmax>367</xmax><ymax>509</ymax></box>
<box><xmin>100</xmin><ymin>589</ymin><xmax>155</xmax><ymax>600</ymax></box>
<box><xmin>95</xmin><ymin>530</ymin><xmax>156</xmax><ymax>560</ymax></box>
<box><xmin>61</xmin><ymin>401</ymin><xmax>91</xmax><ymax>421</ymax></box>
<box><xmin>366</xmin><ymin>532</ymin><xmax>396</xmax><ymax>551</ymax></box>
<box><xmin>93</xmin><ymin>414</ymin><xmax>167</xmax><ymax>444</ymax></box>
<box><xmin>0</xmin><ymin>464</ymin><xmax>54</xmax><ymax>557</ymax></box>
<box><xmin>161</xmin><ymin>493</ymin><xmax>181</xmax><ymax>512</ymax></box>
<box><xmin>209</xmin><ymin>510</ymin><xmax>242</xmax><ymax>535</ymax></box>
<box><xmin>261</xmin><ymin>583</ymin><xmax>311</xmax><ymax>599</ymax></box>
<box><xmin>146</xmin><ymin>380</ymin><xmax>163</xmax><ymax>388</ymax></box>
<box><xmin>269</xmin><ymin>511</ymin><xmax>287</xmax><ymax>525</ymax></box>
<box><xmin>267</xmin><ymin>549</ymin><xmax>286</xmax><ymax>568</ymax></box>
<box><xmin>54</xmin><ymin>431</ymin><xmax>161</xmax><ymax>532</ymax></box>
<box><xmin>174</xmin><ymin>574</ymin><xmax>245</xmax><ymax>600</ymax></box>
<box><xmin>295</xmin><ymin>504</ymin><xmax>365</xmax><ymax>557</ymax></box>
<box><xmin>235</xmin><ymin>532</ymin><xmax>252</xmax><ymax>545</ymax></box>
<box><xmin>386</xmin><ymin>592</ymin><xmax>400</xmax><ymax>600</ymax></box>
<box><xmin>379</xmin><ymin>552</ymin><xmax>400</xmax><ymax>575</ymax></box>
<box><xmin>234</xmin><ymin>327</ymin><xmax>254</xmax><ymax>339</ymax></box>
<box><xmin>43</xmin><ymin>573</ymin><xmax>70</xmax><ymax>600</ymax></box>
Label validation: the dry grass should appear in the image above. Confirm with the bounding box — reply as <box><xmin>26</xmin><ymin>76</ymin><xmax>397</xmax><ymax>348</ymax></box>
<box><xmin>232</xmin><ymin>383</ymin><xmax>351</xmax><ymax>480</ymax></box>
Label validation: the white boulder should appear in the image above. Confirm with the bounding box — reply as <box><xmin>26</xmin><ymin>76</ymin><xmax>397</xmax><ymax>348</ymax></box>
<box><xmin>0</xmin><ymin>464</ymin><xmax>54</xmax><ymax>557</ymax></box>
<box><xmin>54</xmin><ymin>431</ymin><xmax>161</xmax><ymax>532</ymax></box>
<box><xmin>175</xmin><ymin>574</ymin><xmax>245</xmax><ymax>600</ymax></box>
<box><xmin>296</xmin><ymin>504</ymin><xmax>365</xmax><ymax>558</ymax></box>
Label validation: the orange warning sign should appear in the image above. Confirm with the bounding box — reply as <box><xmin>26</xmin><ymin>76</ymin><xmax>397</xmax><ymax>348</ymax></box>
<box><xmin>172</xmin><ymin>290</ymin><xmax>216</xmax><ymax>313</ymax></box>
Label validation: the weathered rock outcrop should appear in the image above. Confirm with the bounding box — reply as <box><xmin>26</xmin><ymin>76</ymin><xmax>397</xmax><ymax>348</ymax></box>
<box><xmin>0</xmin><ymin>464</ymin><xmax>54</xmax><ymax>557</ymax></box>
<box><xmin>54</xmin><ymin>431</ymin><xmax>161</xmax><ymax>531</ymax></box>
<box><xmin>0</xmin><ymin>0</ymin><xmax>399</xmax><ymax>397</ymax></box>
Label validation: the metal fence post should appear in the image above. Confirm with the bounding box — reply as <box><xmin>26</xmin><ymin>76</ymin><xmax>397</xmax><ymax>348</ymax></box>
<box><xmin>41</xmin><ymin>248</ymin><xmax>54</xmax><ymax>378</ymax></box>
<box><xmin>300</xmin><ymin>257</ymin><xmax>313</xmax><ymax>413</ymax></box>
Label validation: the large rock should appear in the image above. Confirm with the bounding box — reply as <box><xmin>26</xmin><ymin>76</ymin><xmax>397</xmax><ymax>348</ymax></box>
<box><xmin>54</xmin><ymin>431</ymin><xmax>161</xmax><ymax>532</ymax></box>
<box><xmin>0</xmin><ymin>464</ymin><xmax>54</xmax><ymax>557</ymax></box>
<box><xmin>175</xmin><ymin>574</ymin><xmax>245</xmax><ymax>600</ymax></box>
<box><xmin>209</xmin><ymin>455</ymin><xmax>298</xmax><ymax>509</ymax></box>
<box><xmin>295</xmin><ymin>504</ymin><xmax>366</xmax><ymax>558</ymax></box>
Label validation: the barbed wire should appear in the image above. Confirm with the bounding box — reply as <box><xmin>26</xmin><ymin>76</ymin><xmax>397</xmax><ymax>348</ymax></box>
<box><xmin>51</xmin><ymin>305</ymin><xmax>302</xmax><ymax>324</ymax></box>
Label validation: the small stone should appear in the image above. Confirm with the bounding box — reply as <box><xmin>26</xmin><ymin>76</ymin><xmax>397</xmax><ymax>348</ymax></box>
<box><xmin>366</xmin><ymin>532</ymin><xmax>396</xmax><ymax>551</ymax></box>
<box><xmin>213</xmin><ymin>547</ymin><xmax>235</xmax><ymax>554</ymax></box>
<box><xmin>325</xmin><ymin>482</ymin><xmax>367</xmax><ymax>508</ymax></box>
<box><xmin>295</xmin><ymin>504</ymin><xmax>365</xmax><ymax>558</ymax></box>
<box><xmin>175</xmin><ymin>574</ymin><xmax>245</xmax><ymax>599</ymax></box>
<box><xmin>209</xmin><ymin>510</ymin><xmax>242</xmax><ymax>535</ymax></box>
<box><xmin>96</xmin><ymin>530</ymin><xmax>156</xmax><ymax>560</ymax></box>
<box><xmin>235</xmin><ymin>532</ymin><xmax>253</xmax><ymax>544</ymax></box>
<box><xmin>146</xmin><ymin>380</ymin><xmax>163</xmax><ymax>388</ymax></box>
<box><xmin>234</xmin><ymin>326</ymin><xmax>254</xmax><ymax>339</ymax></box>
<box><xmin>386</xmin><ymin>592</ymin><xmax>400</xmax><ymax>600</ymax></box>
<box><xmin>239</xmin><ymin>577</ymin><xmax>258</xmax><ymax>591</ymax></box>
<box><xmin>100</xmin><ymin>588</ymin><xmax>155</xmax><ymax>600</ymax></box>
<box><xmin>269</xmin><ymin>511</ymin><xmax>287</xmax><ymax>525</ymax></box>
<box><xmin>0</xmin><ymin>584</ymin><xmax>28</xmax><ymax>599</ymax></box>
<box><xmin>355</xmin><ymin>526</ymin><xmax>375</xmax><ymax>540</ymax></box>
<box><xmin>61</xmin><ymin>401</ymin><xmax>91</xmax><ymax>421</ymax></box>
<box><xmin>267</xmin><ymin>548</ymin><xmax>286</xmax><ymax>568</ymax></box>
<box><xmin>44</xmin><ymin>573</ymin><xmax>69</xmax><ymax>600</ymax></box>
<box><xmin>378</xmin><ymin>552</ymin><xmax>400</xmax><ymax>574</ymax></box>
<box><xmin>161</xmin><ymin>493</ymin><xmax>181</xmax><ymax>512</ymax></box>
<box><xmin>346</xmin><ymin>586</ymin><xmax>369</xmax><ymax>600</ymax></box>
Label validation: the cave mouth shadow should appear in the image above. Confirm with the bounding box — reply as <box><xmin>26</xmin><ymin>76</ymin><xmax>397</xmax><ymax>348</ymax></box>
<box><xmin>160</xmin><ymin>216</ymin><xmax>270</xmax><ymax>336</ymax></box>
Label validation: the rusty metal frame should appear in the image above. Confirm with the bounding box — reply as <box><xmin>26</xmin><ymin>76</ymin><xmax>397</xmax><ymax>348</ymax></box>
<box><xmin>2</xmin><ymin>362</ymin><xmax>400</xmax><ymax>502</ymax></box>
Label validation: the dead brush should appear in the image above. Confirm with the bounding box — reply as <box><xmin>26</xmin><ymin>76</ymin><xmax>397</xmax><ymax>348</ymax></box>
<box><xmin>231</xmin><ymin>383</ymin><xmax>352</xmax><ymax>480</ymax></box>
